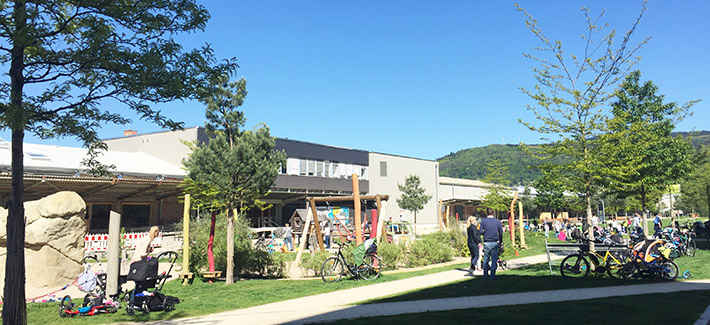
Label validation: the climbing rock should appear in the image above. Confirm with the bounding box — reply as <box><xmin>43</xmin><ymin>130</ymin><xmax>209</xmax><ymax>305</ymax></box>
<box><xmin>0</xmin><ymin>191</ymin><xmax>87</xmax><ymax>290</ymax></box>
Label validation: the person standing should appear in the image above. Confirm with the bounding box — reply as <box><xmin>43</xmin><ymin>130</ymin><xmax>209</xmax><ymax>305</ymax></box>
<box><xmin>323</xmin><ymin>220</ymin><xmax>331</xmax><ymax>249</ymax></box>
<box><xmin>480</xmin><ymin>208</ymin><xmax>503</xmax><ymax>280</ymax></box>
<box><xmin>283</xmin><ymin>223</ymin><xmax>293</xmax><ymax>251</ymax></box>
<box><xmin>654</xmin><ymin>213</ymin><xmax>663</xmax><ymax>236</ymax></box>
<box><xmin>131</xmin><ymin>226</ymin><xmax>160</xmax><ymax>263</ymax></box>
<box><xmin>466</xmin><ymin>216</ymin><xmax>481</xmax><ymax>276</ymax></box>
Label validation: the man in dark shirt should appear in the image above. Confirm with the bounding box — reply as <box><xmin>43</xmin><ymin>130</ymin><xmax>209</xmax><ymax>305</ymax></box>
<box><xmin>480</xmin><ymin>208</ymin><xmax>503</xmax><ymax>280</ymax></box>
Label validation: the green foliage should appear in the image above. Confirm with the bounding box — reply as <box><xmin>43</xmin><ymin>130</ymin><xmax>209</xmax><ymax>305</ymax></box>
<box><xmin>404</xmin><ymin>236</ymin><xmax>454</xmax><ymax>268</ymax></box>
<box><xmin>300</xmin><ymin>250</ymin><xmax>332</xmax><ymax>277</ymax></box>
<box><xmin>397</xmin><ymin>175</ymin><xmax>432</xmax><ymax>224</ymax></box>
<box><xmin>184</xmin><ymin>214</ymin><xmax>285</xmax><ymax>278</ymax></box>
<box><xmin>533</xmin><ymin>171</ymin><xmax>566</xmax><ymax>213</ymax></box>
<box><xmin>438</xmin><ymin>144</ymin><xmax>542</xmax><ymax>185</ymax></box>
<box><xmin>601</xmin><ymin>70</ymin><xmax>696</xmax><ymax>210</ymax></box>
<box><xmin>0</xmin><ymin>1</ymin><xmax>237</xmax><ymax>320</ymax></box>
<box><xmin>482</xmin><ymin>160</ymin><xmax>512</xmax><ymax>213</ymax></box>
<box><xmin>516</xmin><ymin>3</ymin><xmax>649</xmax><ymax>230</ymax></box>
<box><xmin>377</xmin><ymin>240</ymin><xmax>407</xmax><ymax>270</ymax></box>
<box><xmin>679</xmin><ymin>145</ymin><xmax>710</xmax><ymax>218</ymax></box>
<box><xmin>427</xmin><ymin>227</ymin><xmax>468</xmax><ymax>258</ymax></box>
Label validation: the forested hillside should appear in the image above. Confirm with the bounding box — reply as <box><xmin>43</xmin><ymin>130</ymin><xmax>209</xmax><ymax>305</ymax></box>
<box><xmin>438</xmin><ymin>131</ymin><xmax>710</xmax><ymax>185</ymax></box>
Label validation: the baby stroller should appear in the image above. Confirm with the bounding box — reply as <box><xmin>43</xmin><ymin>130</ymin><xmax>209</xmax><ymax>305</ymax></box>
<box><xmin>58</xmin><ymin>255</ymin><xmax>118</xmax><ymax>317</ymax></box>
<box><xmin>125</xmin><ymin>251</ymin><xmax>180</xmax><ymax>315</ymax></box>
<box><xmin>497</xmin><ymin>245</ymin><xmax>508</xmax><ymax>270</ymax></box>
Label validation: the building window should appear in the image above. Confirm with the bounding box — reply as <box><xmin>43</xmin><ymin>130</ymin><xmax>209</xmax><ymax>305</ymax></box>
<box><xmin>307</xmin><ymin>159</ymin><xmax>315</xmax><ymax>176</ymax></box>
<box><xmin>317</xmin><ymin>160</ymin><xmax>324</xmax><ymax>177</ymax></box>
<box><xmin>332</xmin><ymin>162</ymin><xmax>339</xmax><ymax>178</ymax></box>
<box><xmin>122</xmin><ymin>204</ymin><xmax>151</xmax><ymax>228</ymax></box>
<box><xmin>299</xmin><ymin>159</ymin><xmax>307</xmax><ymax>176</ymax></box>
<box><xmin>89</xmin><ymin>204</ymin><xmax>111</xmax><ymax>232</ymax></box>
<box><xmin>380</xmin><ymin>161</ymin><xmax>387</xmax><ymax>177</ymax></box>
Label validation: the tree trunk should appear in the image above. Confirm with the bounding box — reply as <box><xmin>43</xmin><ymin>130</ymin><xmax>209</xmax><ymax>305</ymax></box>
<box><xmin>225</xmin><ymin>207</ymin><xmax>234</xmax><ymax>285</ymax></box>
<box><xmin>705</xmin><ymin>183</ymin><xmax>710</xmax><ymax>222</ymax></box>
<box><xmin>3</xmin><ymin>2</ymin><xmax>28</xmax><ymax>323</ymax></box>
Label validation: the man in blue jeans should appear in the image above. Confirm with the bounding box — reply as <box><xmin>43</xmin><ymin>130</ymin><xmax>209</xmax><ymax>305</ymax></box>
<box><xmin>480</xmin><ymin>208</ymin><xmax>503</xmax><ymax>280</ymax></box>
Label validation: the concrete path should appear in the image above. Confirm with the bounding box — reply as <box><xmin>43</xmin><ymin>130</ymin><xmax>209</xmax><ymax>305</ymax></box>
<box><xmin>147</xmin><ymin>254</ymin><xmax>710</xmax><ymax>324</ymax></box>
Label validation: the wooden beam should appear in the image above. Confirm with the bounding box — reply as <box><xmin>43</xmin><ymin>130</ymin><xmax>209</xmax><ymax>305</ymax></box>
<box><xmin>181</xmin><ymin>194</ymin><xmax>191</xmax><ymax>286</ymax></box>
<box><xmin>310</xmin><ymin>198</ymin><xmax>325</xmax><ymax>251</ymax></box>
<box><xmin>308</xmin><ymin>194</ymin><xmax>389</xmax><ymax>202</ymax></box>
<box><xmin>353</xmin><ymin>174</ymin><xmax>362</xmax><ymax>245</ymax></box>
<box><xmin>118</xmin><ymin>184</ymin><xmax>159</xmax><ymax>200</ymax></box>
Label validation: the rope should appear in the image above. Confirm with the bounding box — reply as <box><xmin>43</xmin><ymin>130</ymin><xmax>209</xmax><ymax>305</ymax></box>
<box><xmin>0</xmin><ymin>279</ymin><xmax>80</xmax><ymax>305</ymax></box>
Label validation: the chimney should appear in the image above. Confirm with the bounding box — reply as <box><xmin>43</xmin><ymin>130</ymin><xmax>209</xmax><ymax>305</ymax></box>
<box><xmin>124</xmin><ymin>129</ymin><xmax>137</xmax><ymax>136</ymax></box>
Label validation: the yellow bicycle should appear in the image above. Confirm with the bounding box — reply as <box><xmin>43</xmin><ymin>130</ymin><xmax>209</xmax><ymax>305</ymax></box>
<box><xmin>560</xmin><ymin>239</ymin><xmax>629</xmax><ymax>279</ymax></box>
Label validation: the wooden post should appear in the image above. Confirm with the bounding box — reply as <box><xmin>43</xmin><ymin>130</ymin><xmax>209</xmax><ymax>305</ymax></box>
<box><xmin>106</xmin><ymin>210</ymin><xmax>121</xmax><ymax>296</ymax></box>
<box><xmin>294</xmin><ymin>206</ymin><xmax>313</xmax><ymax>268</ymax></box>
<box><xmin>509</xmin><ymin>192</ymin><xmax>518</xmax><ymax>247</ymax></box>
<box><xmin>310</xmin><ymin>198</ymin><xmax>325</xmax><ymax>251</ymax></box>
<box><xmin>375</xmin><ymin>195</ymin><xmax>382</xmax><ymax>243</ymax></box>
<box><xmin>519</xmin><ymin>201</ymin><xmax>527</xmax><ymax>248</ymax></box>
<box><xmin>181</xmin><ymin>194</ymin><xmax>192</xmax><ymax>285</ymax></box>
<box><xmin>438</xmin><ymin>199</ymin><xmax>443</xmax><ymax>231</ymax></box>
<box><xmin>353</xmin><ymin>174</ymin><xmax>362</xmax><ymax>245</ymax></box>
<box><xmin>445</xmin><ymin>205</ymin><xmax>450</xmax><ymax>228</ymax></box>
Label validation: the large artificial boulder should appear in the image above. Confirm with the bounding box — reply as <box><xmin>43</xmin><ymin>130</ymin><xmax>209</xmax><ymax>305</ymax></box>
<box><xmin>0</xmin><ymin>191</ymin><xmax>87</xmax><ymax>290</ymax></box>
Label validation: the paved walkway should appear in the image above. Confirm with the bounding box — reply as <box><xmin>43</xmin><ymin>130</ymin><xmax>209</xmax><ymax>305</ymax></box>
<box><xmin>149</xmin><ymin>254</ymin><xmax>710</xmax><ymax>324</ymax></box>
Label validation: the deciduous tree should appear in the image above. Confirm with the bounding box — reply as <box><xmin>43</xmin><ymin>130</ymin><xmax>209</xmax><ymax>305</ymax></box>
<box><xmin>397</xmin><ymin>175</ymin><xmax>432</xmax><ymax>234</ymax></box>
<box><xmin>0</xmin><ymin>1</ymin><xmax>235</xmax><ymax>322</ymax></box>
<box><xmin>482</xmin><ymin>159</ymin><xmax>512</xmax><ymax>215</ymax></box>
<box><xmin>517</xmin><ymin>2</ymin><xmax>648</xmax><ymax>243</ymax></box>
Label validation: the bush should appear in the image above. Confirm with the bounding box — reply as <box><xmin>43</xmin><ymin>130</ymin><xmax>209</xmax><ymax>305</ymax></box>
<box><xmin>404</xmin><ymin>236</ymin><xmax>453</xmax><ymax>267</ymax></box>
<box><xmin>377</xmin><ymin>240</ymin><xmax>406</xmax><ymax>270</ymax></box>
<box><xmin>183</xmin><ymin>213</ymin><xmax>286</xmax><ymax>279</ymax></box>
<box><xmin>426</xmin><ymin>226</ymin><xmax>468</xmax><ymax>257</ymax></box>
<box><xmin>300</xmin><ymin>250</ymin><xmax>331</xmax><ymax>277</ymax></box>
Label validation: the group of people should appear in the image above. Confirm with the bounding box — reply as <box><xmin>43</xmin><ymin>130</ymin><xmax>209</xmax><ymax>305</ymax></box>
<box><xmin>466</xmin><ymin>208</ymin><xmax>504</xmax><ymax>280</ymax></box>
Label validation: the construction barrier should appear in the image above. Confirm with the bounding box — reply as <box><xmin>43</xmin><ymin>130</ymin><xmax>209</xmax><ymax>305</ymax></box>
<box><xmin>84</xmin><ymin>232</ymin><xmax>162</xmax><ymax>252</ymax></box>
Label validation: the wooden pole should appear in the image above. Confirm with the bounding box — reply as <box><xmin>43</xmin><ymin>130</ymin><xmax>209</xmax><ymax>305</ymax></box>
<box><xmin>519</xmin><ymin>201</ymin><xmax>527</xmax><ymax>248</ymax></box>
<box><xmin>181</xmin><ymin>194</ymin><xmax>191</xmax><ymax>285</ymax></box>
<box><xmin>375</xmin><ymin>195</ymin><xmax>382</xmax><ymax>243</ymax></box>
<box><xmin>293</xmin><ymin>206</ymin><xmax>313</xmax><ymax>269</ymax></box>
<box><xmin>310</xmin><ymin>198</ymin><xmax>325</xmax><ymax>251</ymax></box>
<box><xmin>445</xmin><ymin>205</ymin><xmax>450</xmax><ymax>228</ymax></box>
<box><xmin>353</xmin><ymin>174</ymin><xmax>362</xmax><ymax>245</ymax></box>
<box><xmin>106</xmin><ymin>210</ymin><xmax>121</xmax><ymax>296</ymax></box>
<box><xmin>379</xmin><ymin>200</ymin><xmax>388</xmax><ymax>244</ymax></box>
<box><xmin>510</xmin><ymin>191</ymin><xmax>518</xmax><ymax>247</ymax></box>
<box><xmin>438</xmin><ymin>199</ymin><xmax>443</xmax><ymax>231</ymax></box>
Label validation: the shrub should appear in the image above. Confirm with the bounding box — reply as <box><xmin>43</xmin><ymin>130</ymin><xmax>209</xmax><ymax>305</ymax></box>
<box><xmin>183</xmin><ymin>213</ymin><xmax>286</xmax><ymax>279</ymax></box>
<box><xmin>404</xmin><ymin>236</ymin><xmax>453</xmax><ymax>267</ymax></box>
<box><xmin>300</xmin><ymin>250</ymin><xmax>331</xmax><ymax>277</ymax></box>
<box><xmin>377</xmin><ymin>240</ymin><xmax>406</xmax><ymax>270</ymax></box>
<box><xmin>426</xmin><ymin>226</ymin><xmax>468</xmax><ymax>257</ymax></box>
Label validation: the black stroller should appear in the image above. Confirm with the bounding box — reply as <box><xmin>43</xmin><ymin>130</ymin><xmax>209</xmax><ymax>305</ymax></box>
<box><xmin>124</xmin><ymin>251</ymin><xmax>180</xmax><ymax>315</ymax></box>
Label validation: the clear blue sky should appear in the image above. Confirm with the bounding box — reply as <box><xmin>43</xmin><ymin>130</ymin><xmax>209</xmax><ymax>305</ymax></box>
<box><xmin>6</xmin><ymin>0</ymin><xmax>709</xmax><ymax>160</ymax></box>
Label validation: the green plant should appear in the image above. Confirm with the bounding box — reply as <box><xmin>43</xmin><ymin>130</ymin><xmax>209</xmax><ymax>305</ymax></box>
<box><xmin>377</xmin><ymin>240</ymin><xmax>406</xmax><ymax>270</ymax></box>
<box><xmin>183</xmin><ymin>214</ymin><xmax>285</xmax><ymax>279</ymax></box>
<box><xmin>300</xmin><ymin>250</ymin><xmax>331</xmax><ymax>277</ymax></box>
<box><xmin>405</xmin><ymin>236</ymin><xmax>453</xmax><ymax>267</ymax></box>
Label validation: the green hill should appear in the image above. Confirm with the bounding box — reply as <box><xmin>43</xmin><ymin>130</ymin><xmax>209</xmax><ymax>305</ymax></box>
<box><xmin>438</xmin><ymin>131</ymin><xmax>710</xmax><ymax>185</ymax></box>
<box><xmin>438</xmin><ymin>144</ymin><xmax>542</xmax><ymax>186</ymax></box>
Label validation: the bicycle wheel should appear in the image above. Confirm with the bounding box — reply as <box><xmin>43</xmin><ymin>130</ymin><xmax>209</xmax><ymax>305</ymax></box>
<box><xmin>321</xmin><ymin>257</ymin><xmax>344</xmax><ymax>283</ymax></box>
<box><xmin>659</xmin><ymin>260</ymin><xmax>679</xmax><ymax>281</ymax></box>
<box><xmin>686</xmin><ymin>239</ymin><xmax>696</xmax><ymax>257</ymax></box>
<box><xmin>59</xmin><ymin>295</ymin><xmax>73</xmax><ymax>318</ymax></box>
<box><xmin>360</xmin><ymin>254</ymin><xmax>382</xmax><ymax>280</ymax></box>
<box><xmin>560</xmin><ymin>254</ymin><xmax>589</xmax><ymax>279</ymax></box>
<box><xmin>605</xmin><ymin>252</ymin><xmax>627</xmax><ymax>280</ymax></box>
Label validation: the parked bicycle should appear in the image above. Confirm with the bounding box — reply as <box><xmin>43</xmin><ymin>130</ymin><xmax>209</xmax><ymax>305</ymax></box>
<box><xmin>321</xmin><ymin>241</ymin><xmax>381</xmax><ymax>283</ymax></box>
<box><xmin>621</xmin><ymin>238</ymin><xmax>679</xmax><ymax>281</ymax></box>
<box><xmin>560</xmin><ymin>238</ymin><xmax>629</xmax><ymax>280</ymax></box>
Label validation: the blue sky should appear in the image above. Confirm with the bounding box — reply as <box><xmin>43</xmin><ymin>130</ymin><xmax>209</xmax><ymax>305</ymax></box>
<box><xmin>5</xmin><ymin>0</ymin><xmax>709</xmax><ymax>160</ymax></box>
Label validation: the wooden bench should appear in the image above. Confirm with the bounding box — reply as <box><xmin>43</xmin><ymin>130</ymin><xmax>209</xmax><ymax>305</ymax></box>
<box><xmin>202</xmin><ymin>271</ymin><xmax>222</xmax><ymax>279</ymax></box>
<box><xmin>178</xmin><ymin>272</ymin><xmax>194</xmax><ymax>286</ymax></box>
<box><xmin>544</xmin><ymin>240</ymin><xmax>628</xmax><ymax>274</ymax></box>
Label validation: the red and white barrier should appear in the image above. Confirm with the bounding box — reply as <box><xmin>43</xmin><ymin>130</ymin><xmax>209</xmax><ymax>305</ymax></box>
<box><xmin>84</xmin><ymin>232</ymin><xmax>162</xmax><ymax>251</ymax></box>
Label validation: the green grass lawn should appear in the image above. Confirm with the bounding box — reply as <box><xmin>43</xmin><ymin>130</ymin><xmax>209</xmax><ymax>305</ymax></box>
<box><xmin>330</xmin><ymin>290</ymin><xmax>710</xmax><ymax>325</ymax></box>
<box><xmin>26</xmin><ymin>259</ymin><xmax>468</xmax><ymax>324</ymax></box>
<box><xmin>364</xmin><ymin>241</ymin><xmax>710</xmax><ymax>304</ymax></box>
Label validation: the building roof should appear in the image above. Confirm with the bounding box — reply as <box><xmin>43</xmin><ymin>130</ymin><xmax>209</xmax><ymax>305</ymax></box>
<box><xmin>438</xmin><ymin>176</ymin><xmax>495</xmax><ymax>188</ymax></box>
<box><xmin>0</xmin><ymin>138</ymin><xmax>185</xmax><ymax>178</ymax></box>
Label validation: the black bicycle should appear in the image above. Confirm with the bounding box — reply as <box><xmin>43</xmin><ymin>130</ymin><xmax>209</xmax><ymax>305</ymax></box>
<box><xmin>321</xmin><ymin>241</ymin><xmax>382</xmax><ymax>283</ymax></box>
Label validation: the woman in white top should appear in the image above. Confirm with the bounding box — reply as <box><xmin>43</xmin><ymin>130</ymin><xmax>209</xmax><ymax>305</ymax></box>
<box><xmin>131</xmin><ymin>226</ymin><xmax>160</xmax><ymax>263</ymax></box>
